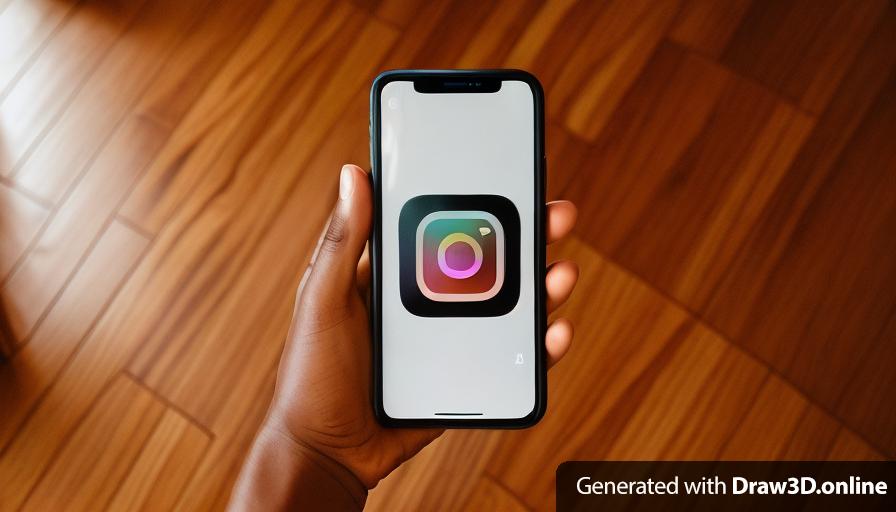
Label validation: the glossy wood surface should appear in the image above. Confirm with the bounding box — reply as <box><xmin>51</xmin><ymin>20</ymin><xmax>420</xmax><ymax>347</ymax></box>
<box><xmin>0</xmin><ymin>0</ymin><xmax>892</xmax><ymax>510</ymax></box>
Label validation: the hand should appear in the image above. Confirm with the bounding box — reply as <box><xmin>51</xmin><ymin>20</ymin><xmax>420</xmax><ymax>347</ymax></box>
<box><xmin>230</xmin><ymin>165</ymin><xmax>578</xmax><ymax>510</ymax></box>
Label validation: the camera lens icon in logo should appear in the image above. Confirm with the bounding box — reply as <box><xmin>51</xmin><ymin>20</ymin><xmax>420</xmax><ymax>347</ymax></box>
<box><xmin>415</xmin><ymin>211</ymin><xmax>504</xmax><ymax>302</ymax></box>
<box><xmin>438</xmin><ymin>233</ymin><xmax>482</xmax><ymax>279</ymax></box>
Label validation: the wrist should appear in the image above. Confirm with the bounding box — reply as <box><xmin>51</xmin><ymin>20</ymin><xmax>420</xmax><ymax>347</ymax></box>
<box><xmin>262</xmin><ymin>421</ymin><xmax>368</xmax><ymax>508</ymax></box>
<box><xmin>230</xmin><ymin>420</ymin><xmax>368</xmax><ymax>510</ymax></box>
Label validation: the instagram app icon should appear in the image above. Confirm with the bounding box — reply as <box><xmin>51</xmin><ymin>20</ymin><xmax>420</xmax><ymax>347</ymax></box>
<box><xmin>415</xmin><ymin>211</ymin><xmax>504</xmax><ymax>302</ymax></box>
<box><xmin>399</xmin><ymin>195</ymin><xmax>519</xmax><ymax>317</ymax></box>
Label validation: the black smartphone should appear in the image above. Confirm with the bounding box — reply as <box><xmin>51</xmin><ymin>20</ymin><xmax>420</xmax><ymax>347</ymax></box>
<box><xmin>370</xmin><ymin>70</ymin><xmax>546</xmax><ymax>428</ymax></box>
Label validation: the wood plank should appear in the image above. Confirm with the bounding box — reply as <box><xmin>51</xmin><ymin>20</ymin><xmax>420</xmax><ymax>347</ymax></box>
<box><xmin>544</xmin><ymin>122</ymin><xmax>591</xmax><ymax>202</ymax></box>
<box><xmin>12</xmin><ymin>0</ymin><xmax>211</xmax><ymax>203</ymax></box>
<box><xmin>19</xmin><ymin>374</ymin><xmax>164</xmax><ymax>511</ymax></box>
<box><xmin>502</xmin><ymin>0</ymin><xmax>578</xmax><ymax>72</ymax></box>
<box><xmin>697</xmin><ymin>8</ymin><xmax>896</xmax><ymax>450</ymax></box>
<box><xmin>461</xmin><ymin>476</ymin><xmax>530</xmax><ymax>512</ymax></box>
<box><xmin>704</xmin><ymin>4</ymin><xmax>896</xmax><ymax>333</ymax></box>
<box><xmin>780</xmin><ymin>406</ymin><xmax>842</xmax><ymax>460</ymax></box>
<box><xmin>107</xmin><ymin>389</ymin><xmax>212</xmax><ymax>512</ymax></box>
<box><xmin>390</xmin><ymin>0</ymin><xmax>498</xmax><ymax>67</ymax></box>
<box><xmin>827</xmin><ymin>428</ymin><xmax>885</xmax><ymax>461</ymax></box>
<box><xmin>556</xmin><ymin>13</ymin><xmax>896</xmax><ymax>455</ymax></box>
<box><xmin>118</xmin><ymin>0</ymin><xmax>350</xmax><ymax>234</ymax></box>
<box><xmin>0</xmin><ymin>0</ymin><xmax>147</xmax><ymax>177</ymax></box>
<box><xmin>21</xmin><ymin>374</ymin><xmax>210</xmax><ymax>511</ymax></box>
<box><xmin>357</xmin><ymin>0</ymin><xmax>431</xmax><ymax>29</ymax></box>
<box><xmin>0</xmin><ymin>227</ymin><xmax>149</xmax><ymax>509</ymax></box>
<box><xmin>554</xmin><ymin>0</ymin><xmax>681</xmax><ymax>141</ymax></box>
<box><xmin>834</xmin><ymin>311</ymin><xmax>896</xmax><ymax>459</ymax></box>
<box><xmin>557</xmin><ymin>42</ymin><xmax>729</xmax><ymax>251</ymax></box>
<box><xmin>172</xmin><ymin>357</ymin><xmax>277</xmax><ymax>510</ymax></box>
<box><xmin>0</xmin><ymin>0</ymin><xmax>76</xmax><ymax>96</ymax></box>
<box><xmin>0</xmin><ymin>0</ymin><xmax>272</xmax><ymax>350</ymax></box>
<box><xmin>133</xmin><ymin>0</ymin><xmax>273</xmax><ymax>129</ymax></box>
<box><xmin>746</xmin><ymin>77</ymin><xmax>896</xmax><ymax>410</ymax></box>
<box><xmin>455</xmin><ymin>0</ymin><xmax>543</xmax><ymax>68</ymax></box>
<box><xmin>722</xmin><ymin>0</ymin><xmax>887</xmax><ymax>113</ymax></box>
<box><xmin>707</xmin><ymin>68</ymin><xmax>896</xmax><ymax>454</ymax></box>
<box><xmin>368</xmin><ymin>431</ymin><xmax>502</xmax><ymax>511</ymax></box>
<box><xmin>660</xmin><ymin>347</ymin><xmax>768</xmax><ymax>460</ymax></box>
<box><xmin>0</xmin><ymin>181</ymin><xmax>47</xmax><ymax>282</ymax></box>
<box><xmin>562</xmin><ymin>41</ymin><xmax>813</xmax><ymax>312</ymax></box>
<box><xmin>0</xmin><ymin>220</ymin><xmax>148</xmax><ymax>450</ymax></box>
<box><xmin>669</xmin><ymin>0</ymin><xmax>753</xmax><ymax>56</ymax></box>
<box><xmin>719</xmin><ymin>376</ymin><xmax>809</xmax><ymax>459</ymax></box>
<box><xmin>1</xmin><ymin>116</ymin><xmax>169</xmax><ymax>343</ymax></box>
<box><xmin>507</xmin><ymin>0</ymin><xmax>682</xmax><ymax>141</ymax></box>
<box><xmin>603</xmin><ymin>325</ymin><xmax>730</xmax><ymax>460</ymax></box>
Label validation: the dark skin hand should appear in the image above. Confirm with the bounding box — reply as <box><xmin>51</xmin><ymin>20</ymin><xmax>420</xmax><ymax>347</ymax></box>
<box><xmin>229</xmin><ymin>165</ymin><xmax>579</xmax><ymax>510</ymax></box>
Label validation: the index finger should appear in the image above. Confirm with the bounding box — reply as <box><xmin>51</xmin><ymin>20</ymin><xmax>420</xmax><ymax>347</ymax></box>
<box><xmin>547</xmin><ymin>200</ymin><xmax>577</xmax><ymax>244</ymax></box>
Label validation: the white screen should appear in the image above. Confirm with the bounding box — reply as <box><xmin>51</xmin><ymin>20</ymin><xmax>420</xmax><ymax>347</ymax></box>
<box><xmin>380</xmin><ymin>80</ymin><xmax>536</xmax><ymax>419</ymax></box>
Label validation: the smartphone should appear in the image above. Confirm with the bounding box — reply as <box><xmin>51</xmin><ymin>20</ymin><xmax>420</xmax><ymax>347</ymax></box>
<box><xmin>370</xmin><ymin>70</ymin><xmax>546</xmax><ymax>428</ymax></box>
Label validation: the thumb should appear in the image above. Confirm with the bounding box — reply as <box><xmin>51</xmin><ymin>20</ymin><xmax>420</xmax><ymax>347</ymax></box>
<box><xmin>297</xmin><ymin>165</ymin><xmax>372</xmax><ymax>326</ymax></box>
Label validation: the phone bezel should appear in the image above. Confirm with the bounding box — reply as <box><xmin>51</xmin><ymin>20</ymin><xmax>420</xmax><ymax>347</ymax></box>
<box><xmin>370</xmin><ymin>69</ymin><xmax>547</xmax><ymax>428</ymax></box>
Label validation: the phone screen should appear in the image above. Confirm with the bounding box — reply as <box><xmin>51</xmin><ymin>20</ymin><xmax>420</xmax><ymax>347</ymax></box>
<box><xmin>376</xmin><ymin>76</ymin><xmax>542</xmax><ymax>422</ymax></box>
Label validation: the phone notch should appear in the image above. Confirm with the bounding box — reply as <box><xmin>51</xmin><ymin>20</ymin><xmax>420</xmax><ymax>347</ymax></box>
<box><xmin>413</xmin><ymin>77</ymin><xmax>501</xmax><ymax>93</ymax></box>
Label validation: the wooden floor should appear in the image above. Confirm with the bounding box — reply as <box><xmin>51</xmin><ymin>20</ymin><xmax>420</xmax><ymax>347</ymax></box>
<box><xmin>0</xmin><ymin>0</ymin><xmax>893</xmax><ymax>509</ymax></box>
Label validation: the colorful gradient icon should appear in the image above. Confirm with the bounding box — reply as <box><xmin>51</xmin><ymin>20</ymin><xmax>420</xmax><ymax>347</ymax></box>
<box><xmin>415</xmin><ymin>211</ymin><xmax>504</xmax><ymax>301</ymax></box>
<box><xmin>398</xmin><ymin>195</ymin><xmax>519</xmax><ymax>317</ymax></box>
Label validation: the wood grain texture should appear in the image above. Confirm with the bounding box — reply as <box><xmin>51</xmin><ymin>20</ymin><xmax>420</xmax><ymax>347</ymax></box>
<box><xmin>21</xmin><ymin>374</ymin><xmax>210</xmax><ymax>511</ymax></box>
<box><xmin>0</xmin><ymin>181</ymin><xmax>47</xmax><ymax>282</ymax></box>
<box><xmin>560</xmin><ymin>2</ymin><xmax>896</xmax><ymax>457</ymax></box>
<box><xmin>561</xmin><ymin>41</ymin><xmax>815</xmax><ymax>310</ymax></box>
<box><xmin>668</xmin><ymin>0</ymin><xmax>752</xmax><ymax>56</ymax></box>
<box><xmin>835</xmin><ymin>311</ymin><xmax>896</xmax><ymax>459</ymax></box>
<box><xmin>0</xmin><ymin>0</ymin><xmax>147</xmax><ymax>177</ymax></box>
<box><xmin>461</xmin><ymin>477</ymin><xmax>530</xmax><ymax>512</ymax></box>
<box><xmin>827</xmin><ymin>428</ymin><xmax>886</xmax><ymax>462</ymax></box>
<box><xmin>11</xmin><ymin>0</ymin><xmax>211</xmax><ymax>203</ymax></box>
<box><xmin>1</xmin><ymin>0</ymin><xmax>271</xmax><ymax>345</ymax></box>
<box><xmin>20</xmin><ymin>374</ymin><xmax>166</xmax><ymax>511</ymax></box>
<box><xmin>0</xmin><ymin>0</ymin><xmax>75</xmax><ymax>96</ymax></box>
<box><xmin>119</xmin><ymin>0</ymin><xmax>351</xmax><ymax>234</ymax></box>
<box><xmin>0</xmin><ymin>0</ymin><xmax>892</xmax><ymax>510</ymax></box>
<box><xmin>106</xmin><ymin>389</ymin><xmax>212</xmax><ymax>512</ymax></box>
<box><xmin>0</xmin><ymin>220</ymin><xmax>147</xmax><ymax>449</ymax></box>
<box><xmin>368</xmin><ymin>431</ymin><xmax>502</xmax><ymax>511</ymax></box>
<box><xmin>721</xmin><ymin>0</ymin><xmax>887</xmax><ymax>113</ymax></box>
<box><xmin>0</xmin><ymin>221</ymin><xmax>149</xmax><ymax>508</ymax></box>
<box><xmin>702</xmin><ymin>6</ymin><xmax>896</xmax><ymax>454</ymax></box>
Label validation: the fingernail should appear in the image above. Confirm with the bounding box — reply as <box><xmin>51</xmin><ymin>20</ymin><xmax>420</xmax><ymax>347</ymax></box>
<box><xmin>339</xmin><ymin>165</ymin><xmax>353</xmax><ymax>200</ymax></box>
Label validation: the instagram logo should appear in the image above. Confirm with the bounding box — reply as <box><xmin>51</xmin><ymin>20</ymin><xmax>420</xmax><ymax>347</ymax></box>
<box><xmin>416</xmin><ymin>211</ymin><xmax>504</xmax><ymax>302</ymax></box>
<box><xmin>399</xmin><ymin>195</ymin><xmax>519</xmax><ymax>317</ymax></box>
